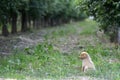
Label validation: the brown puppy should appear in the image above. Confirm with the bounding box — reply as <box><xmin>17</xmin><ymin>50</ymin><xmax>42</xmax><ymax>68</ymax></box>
<box><xmin>79</xmin><ymin>52</ymin><xmax>96</xmax><ymax>72</ymax></box>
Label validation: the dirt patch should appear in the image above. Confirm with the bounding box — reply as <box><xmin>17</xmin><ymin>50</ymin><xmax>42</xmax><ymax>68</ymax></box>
<box><xmin>0</xmin><ymin>30</ymin><xmax>107</xmax><ymax>55</ymax></box>
<box><xmin>53</xmin><ymin>35</ymin><xmax>100</xmax><ymax>54</ymax></box>
<box><xmin>0</xmin><ymin>78</ymin><xmax>16</xmax><ymax>80</ymax></box>
<box><xmin>108</xmin><ymin>58</ymin><xmax>119</xmax><ymax>64</ymax></box>
<box><xmin>0</xmin><ymin>30</ymin><xmax>95</xmax><ymax>55</ymax></box>
<box><xmin>0</xmin><ymin>31</ymin><xmax>45</xmax><ymax>55</ymax></box>
<box><xmin>61</xmin><ymin>76</ymin><xmax>106</xmax><ymax>80</ymax></box>
<box><xmin>24</xmin><ymin>76</ymin><xmax>106</xmax><ymax>80</ymax></box>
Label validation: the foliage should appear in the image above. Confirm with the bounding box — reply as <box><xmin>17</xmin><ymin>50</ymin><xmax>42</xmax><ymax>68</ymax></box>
<box><xmin>0</xmin><ymin>0</ymin><xmax>9</xmax><ymax>23</ymax></box>
<box><xmin>28</xmin><ymin>0</ymin><xmax>41</xmax><ymax>20</ymax></box>
<box><xmin>0</xmin><ymin>0</ymin><xmax>86</xmax><ymax>36</ymax></box>
<box><xmin>78</xmin><ymin>0</ymin><xmax>120</xmax><ymax>27</ymax></box>
<box><xmin>0</xmin><ymin>0</ymin><xmax>21</xmax><ymax>23</ymax></box>
<box><xmin>77</xmin><ymin>0</ymin><xmax>120</xmax><ymax>43</ymax></box>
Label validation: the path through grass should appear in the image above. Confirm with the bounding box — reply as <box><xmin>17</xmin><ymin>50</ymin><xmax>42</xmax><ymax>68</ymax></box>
<box><xmin>0</xmin><ymin>19</ymin><xmax>119</xmax><ymax>80</ymax></box>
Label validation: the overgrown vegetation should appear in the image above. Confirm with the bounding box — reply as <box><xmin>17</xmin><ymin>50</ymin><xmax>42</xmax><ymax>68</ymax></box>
<box><xmin>0</xmin><ymin>20</ymin><xmax>119</xmax><ymax>80</ymax></box>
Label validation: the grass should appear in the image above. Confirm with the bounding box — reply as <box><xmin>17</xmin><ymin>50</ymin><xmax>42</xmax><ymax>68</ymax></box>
<box><xmin>0</xmin><ymin>19</ymin><xmax>119</xmax><ymax>80</ymax></box>
<box><xmin>0</xmin><ymin>42</ymin><xmax>80</xmax><ymax>79</ymax></box>
<box><xmin>79</xmin><ymin>19</ymin><xmax>98</xmax><ymax>35</ymax></box>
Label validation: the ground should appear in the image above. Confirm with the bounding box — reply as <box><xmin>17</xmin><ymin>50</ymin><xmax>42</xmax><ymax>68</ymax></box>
<box><xmin>0</xmin><ymin>19</ymin><xmax>101</xmax><ymax>54</ymax></box>
<box><xmin>0</xmin><ymin>19</ymin><xmax>119</xmax><ymax>80</ymax></box>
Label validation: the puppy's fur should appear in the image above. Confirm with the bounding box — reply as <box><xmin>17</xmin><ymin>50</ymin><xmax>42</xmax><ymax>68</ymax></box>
<box><xmin>79</xmin><ymin>52</ymin><xmax>96</xmax><ymax>72</ymax></box>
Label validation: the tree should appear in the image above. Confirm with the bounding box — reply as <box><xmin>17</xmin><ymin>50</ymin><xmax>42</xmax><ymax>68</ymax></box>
<box><xmin>9</xmin><ymin>0</ymin><xmax>20</xmax><ymax>34</ymax></box>
<box><xmin>28</xmin><ymin>0</ymin><xmax>41</xmax><ymax>29</ymax></box>
<box><xmin>18</xmin><ymin>0</ymin><xmax>29</xmax><ymax>32</ymax></box>
<box><xmin>0</xmin><ymin>0</ymin><xmax>86</xmax><ymax>36</ymax></box>
<box><xmin>0</xmin><ymin>0</ymin><xmax>10</xmax><ymax>36</ymax></box>
<box><xmin>0</xmin><ymin>0</ymin><xmax>20</xmax><ymax>35</ymax></box>
<box><xmin>79</xmin><ymin>0</ymin><xmax>120</xmax><ymax>44</ymax></box>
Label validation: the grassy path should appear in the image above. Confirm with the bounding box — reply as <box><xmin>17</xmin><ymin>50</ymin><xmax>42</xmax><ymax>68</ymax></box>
<box><xmin>0</xmin><ymin>19</ymin><xmax>119</xmax><ymax>80</ymax></box>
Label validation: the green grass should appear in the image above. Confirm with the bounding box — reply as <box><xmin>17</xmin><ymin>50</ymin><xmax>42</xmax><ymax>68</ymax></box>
<box><xmin>0</xmin><ymin>42</ymin><xmax>81</xmax><ymax>79</ymax></box>
<box><xmin>0</xmin><ymin>19</ymin><xmax>119</xmax><ymax>80</ymax></box>
<box><xmin>79</xmin><ymin>19</ymin><xmax>98</xmax><ymax>35</ymax></box>
<box><xmin>43</xmin><ymin>23</ymin><xmax>77</xmax><ymax>40</ymax></box>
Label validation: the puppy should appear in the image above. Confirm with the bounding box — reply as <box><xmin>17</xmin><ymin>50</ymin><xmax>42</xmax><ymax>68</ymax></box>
<box><xmin>79</xmin><ymin>52</ymin><xmax>96</xmax><ymax>72</ymax></box>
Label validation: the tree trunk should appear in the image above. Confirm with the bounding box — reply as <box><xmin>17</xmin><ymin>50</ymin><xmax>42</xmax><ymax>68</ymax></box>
<box><xmin>2</xmin><ymin>23</ymin><xmax>9</xmax><ymax>36</ymax></box>
<box><xmin>33</xmin><ymin>19</ymin><xmax>40</xmax><ymax>29</ymax></box>
<box><xmin>11</xmin><ymin>12</ymin><xmax>17</xmax><ymax>34</ymax></box>
<box><xmin>118</xmin><ymin>27</ymin><xmax>120</xmax><ymax>44</ymax></box>
<box><xmin>110</xmin><ymin>29</ymin><xmax>118</xmax><ymax>43</ymax></box>
<box><xmin>109</xmin><ymin>25</ymin><xmax>119</xmax><ymax>48</ymax></box>
<box><xmin>21</xmin><ymin>10</ymin><xmax>27</xmax><ymax>32</ymax></box>
<box><xmin>28</xmin><ymin>16</ymin><xmax>32</xmax><ymax>29</ymax></box>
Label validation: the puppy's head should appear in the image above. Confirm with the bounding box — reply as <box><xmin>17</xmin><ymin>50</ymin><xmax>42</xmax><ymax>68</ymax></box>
<box><xmin>79</xmin><ymin>52</ymin><xmax>88</xmax><ymax>60</ymax></box>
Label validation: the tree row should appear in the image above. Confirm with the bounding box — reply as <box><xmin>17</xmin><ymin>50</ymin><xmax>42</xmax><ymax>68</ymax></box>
<box><xmin>0</xmin><ymin>0</ymin><xmax>86</xmax><ymax>36</ymax></box>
